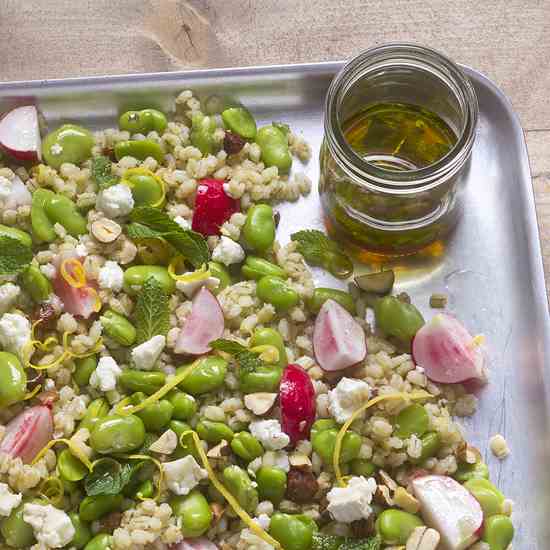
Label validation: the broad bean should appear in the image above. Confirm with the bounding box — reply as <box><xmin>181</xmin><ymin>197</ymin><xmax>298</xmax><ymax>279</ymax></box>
<box><xmin>133</xmin><ymin>394</ymin><xmax>174</xmax><ymax>432</ymax></box>
<box><xmin>73</xmin><ymin>355</ymin><xmax>97</xmax><ymax>387</ymax></box>
<box><xmin>231</xmin><ymin>431</ymin><xmax>264</xmax><ymax>461</ymax></box>
<box><xmin>42</xmin><ymin>124</ymin><xmax>94</xmax><ymax>169</ymax></box>
<box><xmin>119</xmin><ymin>109</ymin><xmax>167</xmax><ymax>134</ymax></box>
<box><xmin>79</xmin><ymin>494</ymin><xmax>123</xmax><ymax>522</ymax></box>
<box><xmin>168</xmin><ymin>391</ymin><xmax>197</xmax><ymax>421</ymax></box>
<box><xmin>114</xmin><ymin>139</ymin><xmax>164</xmax><ymax>163</ymax></box>
<box><xmin>100</xmin><ymin>309</ymin><xmax>137</xmax><ymax>346</ymax></box>
<box><xmin>83</xmin><ymin>533</ymin><xmax>113</xmax><ymax>550</ymax></box>
<box><xmin>243</xmin><ymin>204</ymin><xmax>276</xmax><ymax>253</ymax></box>
<box><xmin>171</xmin><ymin>490</ymin><xmax>212</xmax><ymax>537</ymax></box>
<box><xmin>256</xmin><ymin>466</ymin><xmax>287</xmax><ymax>504</ymax></box>
<box><xmin>90</xmin><ymin>414</ymin><xmax>145</xmax><ymax>454</ymax></box>
<box><xmin>412</xmin><ymin>431</ymin><xmax>441</xmax><ymax>464</ymax></box>
<box><xmin>250</xmin><ymin>327</ymin><xmax>287</xmax><ymax>369</ymax></box>
<box><xmin>208</xmin><ymin>261</ymin><xmax>232</xmax><ymax>292</ymax></box>
<box><xmin>255</xmin><ymin>125</ymin><xmax>292</xmax><ymax>174</ymax></box>
<box><xmin>222</xmin><ymin>106</ymin><xmax>257</xmax><ymax>139</ymax></box>
<box><xmin>43</xmin><ymin>193</ymin><xmax>87</xmax><ymax>236</ymax></box>
<box><xmin>374</xmin><ymin>296</ymin><xmax>425</xmax><ymax>348</ymax></box>
<box><xmin>31</xmin><ymin>189</ymin><xmax>56</xmax><ymax>243</ymax></box>
<box><xmin>307</xmin><ymin>287</ymin><xmax>356</xmax><ymax>315</ymax></box>
<box><xmin>0</xmin><ymin>501</ymin><xmax>36</xmax><ymax>548</ymax></box>
<box><xmin>350</xmin><ymin>458</ymin><xmax>376</xmax><ymax>477</ymax></box>
<box><xmin>482</xmin><ymin>514</ymin><xmax>514</xmax><ymax>550</ymax></box>
<box><xmin>222</xmin><ymin>465</ymin><xmax>259</xmax><ymax>514</ymax></box>
<box><xmin>311</xmin><ymin>428</ymin><xmax>362</xmax><ymax>466</ymax></box>
<box><xmin>269</xmin><ymin>512</ymin><xmax>316</xmax><ymax>550</ymax></box>
<box><xmin>20</xmin><ymin>265</ymin><xmax>52</xmax><ymax>302</ymax></box>
<box><xmin>119</xmin><ymin>370</ymin><xmax>166</xmax><ymax>395</ymax></box>
<box><xmin>239</xmin><ymin>364</ymin><xmax>282</xmax><ymax>393</ymax></box>
<box><xmin>375</xmin><ymin>509</ymin><xmax>424</xmax><ymax>544</ymax></box>
<box><xmin>58</xmin><ymin>448</ymin><xmax>88</xmax><ymax>482</ymax></box>
<box><xmin>0</xmin><ymin>352</ymin><xmax>27</xmax><ymax>408</ymax></box>
<box><xmin>241</xmin><ymin>256</ymin><xmax>286</xmax><ymax>281</ymax></box>
<box><xmin>196</xmin><ymin>420</ymin><xmax>234</xmax><ymax>444</ymax></box>
<box><xmin>256</xmin><ymin>275</ymin><xmax>299</xmax><ymax>311</ymax></box>
<box><xmin>464</xmin><ymin>478</ymin><xmax>505</xmax><ymax>517</ymax></box>
<box><xmin>454</xmin><ymin>460</ymin><xmax>490</xmax><ymax>483</ymax></box>
<box><xmin>69</xmin><ymin>512</ymin><xmax>92</xmax><ymax>549</ymax></box>
<box><xmin>80</xmin><ymin>398</ymin><xmax>109</xmax><ymax>432</ymax></box>
<box><xmin>394</xmin><ymin>404</ymin><xmax>429</xmax><ymax>438</ymax></box>
<box><xmin>123</xmin><ymin>265</ymin><xmax>175</xmax><ymax>295</ymax></box>
<box><xmin>177</xmin><ymin>356</ymin><xmax>227</xmax><ymax>395</ymax></box>
<box><xmin>190</xmin><ymin>113</ymin><xmax>218</xmax><ymax>155</ymax></box>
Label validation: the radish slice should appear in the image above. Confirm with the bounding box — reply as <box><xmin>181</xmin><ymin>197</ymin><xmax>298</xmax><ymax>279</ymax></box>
<box><xmin>313</xmin><ymin>299</ymin><xmax>366</xmax><ymax>371</ymax></box>
<box><xmin>170</xmin><ymin>539</ymin><xmax>218</xmax><ymax>550</ymax></box>
<box><xmin>412</xmin><ymin>314</ymin><xmax>484</xmax><ymax>384</ymax></box>
<box><xmin>175</xmin><ymin>287</ymin><xmax>224</xmax><ymax>355</ymax></box>
<box><xmin>412</xmin><ymin>475</ymin><xmax>483</xmax><ymax>550</ymax></box>
<box><xmin>192</xmin><ymin>178</ymin><xmax>239</xmax><ymax>236</ymax></box>
<box><xmin>280</xmin><ymin>364</ymin><xmax>316</xmax><ymax>445</ymax></box>
<box><xmin>0</xmin><ymin>405</ymin><xmax>53</xmax><ymax>463</ymax></box>
<box><xmin>0</xmin><ymin>105</ymin><xmax>41</xmax><ymax>162</ymax></box>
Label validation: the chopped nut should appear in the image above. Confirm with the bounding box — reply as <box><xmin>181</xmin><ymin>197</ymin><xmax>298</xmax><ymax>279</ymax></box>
<box><xmin>393</xmin><ymin>487</ymin><xmax>420</xmax><ymax>514</ymax></box>
<box><xmin>244</xmin><ymin>392</ymin><xmax>278</xmax><ymax>416</ymax></box>
<box><xmin>207</xmin><ymin>439</ymin><xmax>230</xmax><ymax>459</ymax></box>
<box><xmin>285</xmin><ymin>467</ymin><xmax>318</xmax><ymax>503</ymax></box>
<box><xmin>223</xmin><ymin>131</ymin><xmax>246</xmax><ymax>155</ymax></box>
<box><xmin>149</xmin><ymin>429</ymin><xmax>178</xmax><ymax>454</ymax></box>
<box><xmin>456</xmin><ymin>442</ymin><xmax>482</xmax><ymax>464</ymax></box>
<box><xmin>375</xmin><ymin>484</ymin><xmax>394</xmax><ymax>506</ymax></box>
<box><xmin>406</xmin><ymin>526</ymin><xmax>441</xmax><ymax>550</ymax></box>
<box><xmin>91</xmin><ymin>218</ymin><xmax>122</xmax><ymax>243</ymax></box>
<box><xmin>429</xmin><ymin>293</ymin><xmax>447</xmax><ymax>309</ymax></box>
<box><xmin>489</xmin><ymin>434</ymin><xmax>510</xmax><ymax>459</ymax></box>
<box><xmin>289</xmin><ymin>452</ymin><xmax>312</xmax><ymax>468</ymax></box>
<box><xmin>210</xmin><ymin>502</ymin><xmax>225</xmax><ymax>524</ymax></box>
<box><xmin>501</xmin><ymin>498</ymin><xmax>514</xmax><ymax>516</ymax></box>
<box><xmin>379</xmin><ymin>469</ymin><xmax>398</xmax><ymax>491</ymax></box>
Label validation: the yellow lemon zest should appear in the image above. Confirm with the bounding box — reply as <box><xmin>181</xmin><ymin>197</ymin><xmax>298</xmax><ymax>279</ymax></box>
<box><xmin>31</xmin><ymin>438</ymin><xmax>94</xmax><ymax>471</ymax></box>
<box><xmin>249</xmin><ymin>345</ymin><xmax>279</xmax><ymax>364</ymax></box>
<box><xmin>182</xmin><ymin>430</ymin><xmax>282</xmax><ymax>549</ymax></box>
<box><xmin>23</xmin><ymin>384</ymin><xmax>42</xmax><ymax>401</ymax></box>
<box><xmin>333</xmin><ymin>390</ymin><xmax>432</xmax><ymax>486</ymax></box>
<box><xmin>115</xmin><ymin>360</ymin><xmax>201</xmax><ymax>416</ymax></box>
<box><xmin>470</xmin><ymin>334</ymin><xmax>486</xmax><ymax>348</ymax></box>
<box><xmin>39</xmin><ymin>476</ymin><xmax>64</xmax><ymax>506</ymax></box>
<box><xmin>60</xmin><ymin>258</ymin><xmax>87</xmax><ymax>289</ymax></box>
<box><xmin>62</xmin><ymin>331</ymin><xmax>104</xmax><ymax>359</ymax></box>
<box><xmin>168</xmin><ymin>258</ymin><xmax>210</xmax><ymax>283</ymax></box>
<box><xmin>122</xmin><ymin>167</ymin><xmax>166</xmax><ymax>208</ymax></box>
<box><xmin>119</xmin><ymin>454</ymin><xmax>164</xmax><ymax>501</ymax></box>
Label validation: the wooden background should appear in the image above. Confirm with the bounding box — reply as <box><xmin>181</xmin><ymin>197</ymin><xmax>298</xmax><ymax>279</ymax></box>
<box><xmin>1</xmin><ymin>0</ymin><xmax>550</xmax><ymax>285</ymax></box>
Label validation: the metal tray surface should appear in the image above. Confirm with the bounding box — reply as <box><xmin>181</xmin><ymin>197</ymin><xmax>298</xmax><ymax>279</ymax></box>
<box><xmin>1</xmin><ymin>62</ymin><xmax>548</xmax><ymax>548</ymax></box>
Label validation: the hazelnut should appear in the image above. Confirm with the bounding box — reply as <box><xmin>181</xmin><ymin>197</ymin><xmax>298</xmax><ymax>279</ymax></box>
<box><xmin>91</xmin><ymin>218</ymin><xmax>122</xmax><ymax>243</ymax></box>
<box><xmin>244</xmin><ymin>392</ymin><xmax>278</xmax><ymax>416</ymax></box>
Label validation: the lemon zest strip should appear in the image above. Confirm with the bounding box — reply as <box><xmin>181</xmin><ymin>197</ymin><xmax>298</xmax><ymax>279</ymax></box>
<box><xmin>333</xmin><ymin>390</ymin><xmax>432</xmax><ymax>486</ymax></box>
<box><xmin>122</xmin><ymin>167</ymin><xmax>166</xmax><ymax>208</ymax></box>
<box><xmin>249</xmin><ymin>345</ymin><xmax>279</xmax><ymax>364</ymax></box>
<box><xmin>182</xmin><ymin>430</ymin><xmax>282</xmax><ymax>549</ymax></box>
<box><xmin>60</xmin><ymin>258</ymin><xmax>87</xmax><ymax>289</ymax></box>
<box><xmin>168</xmin><ymin>258</ymin><xmax>210</xmax><ymax>283</ymax></box>
<box><xmin>31</xmin><ymin>438</ymin><xmax>94</xmax><ymax>471</ymax></box>
<box><xmin>119</xmin><ymin>454</ymin><xmax>164</xmax><ymax>501</ymax></box>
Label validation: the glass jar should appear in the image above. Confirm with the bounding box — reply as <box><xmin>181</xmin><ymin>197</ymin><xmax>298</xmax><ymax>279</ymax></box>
<box><xmin>319</xmin><ymin>43</ymin><xmax>479</xmax><ymax>256</ymax></box>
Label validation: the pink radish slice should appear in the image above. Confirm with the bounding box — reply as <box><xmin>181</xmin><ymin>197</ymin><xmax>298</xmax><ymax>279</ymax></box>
<box><xmin>412</xmin><ymin>475</ymin><xmax>483</xmax><ymax>550</ymax></box>
<box><xmin>412</xmin><ymin>314</ymin><xmax>484</xmax><ymax>384</ymax></box>
<box><xmin>0</xmin><ymin>405</ymin><xmax>53</xmax><ymax>464</ymax></box>
<box><xmin>170</xmin><ymin>539</ymin><xmax>218</xmax><ymax>550</ymax></box>
<box><xmin>0</xmin><ymin>105</ymin><xmax>41</xmax><ymax>162</ymax></box>
<box><xmin>313</xmin><ymin>299</ymin><xmax>366</xmax><ymax>371</ymax></box>
<box><xmin>175</xmin><ymin>287</ymin><xmax>224</xmax><ymax>355</ymax></box>
<box><xmin>280</xmin><ymin>364</ymin><xmax>316</xmax><ymax>445</ymax></box>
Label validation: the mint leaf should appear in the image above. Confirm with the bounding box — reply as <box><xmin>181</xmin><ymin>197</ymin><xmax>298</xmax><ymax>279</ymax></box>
<box><xmin>91</xmin><ymin>156</ymin><xmax>119</xmax><ymax>189</ymax></box>
<box><xmin>210</xmin><ymin>338</ymin><xmax>264</xmax><ymax>376</ymax></box>
<box><xmin>134</xmin><ymin>276</ymin><xmax>170</xmax><ymax>344</ymax></box>
<box><xmin>130</xmin><ymin>207</ymin><xmax>209</xmax><ymax>267</ymax></box>
<box><xmin>126</xmin><ymin>222</ymin><xmax>165</xmax><ymax>241</ymax></box>
<box><xmin>340</xmin><ymin>536</ymin><xmax>382</xmax><ymax>550</ymax></box>
<box><xmin>210</xmin><ymin>338</ymin><xmax>248</xmax><ymax>356</ymax></box>
<box><xmin>85</xmin><ymin>458</ymin><xmax>143</xmax><ymax>496</ymax></box>
<box><xmin>0</xmin><ymin>236</ymin><xmax>32</xmax><ymax>276</ymax></box>
<box><xmin>311</xmin><ymin>533</ymin><xmax>344</xmax><ymax>550</ymax></box>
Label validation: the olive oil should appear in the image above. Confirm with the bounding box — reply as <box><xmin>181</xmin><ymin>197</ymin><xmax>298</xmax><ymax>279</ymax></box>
<box><xmin>343</xmin><ymin>103</ymin><xmax>457</xmax><ymax>171</ymax></box>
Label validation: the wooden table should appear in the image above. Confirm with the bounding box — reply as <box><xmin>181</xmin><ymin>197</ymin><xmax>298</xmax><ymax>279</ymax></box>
<box><xmin>2</xmin><ymin>0</ymin><xmax>550</xmax><ymax>287</ymax></box>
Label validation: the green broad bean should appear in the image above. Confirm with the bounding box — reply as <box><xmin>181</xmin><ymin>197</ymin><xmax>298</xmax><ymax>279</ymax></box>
<box><xmin>169</xmin><ymin>420</ymin><xmax>200</xmax><ymax>460</ymax></box>
<box><xmin>250</xmin><ymin>327</ymin><xmax>288</xmax><ymax>369</ymax></box>
<box><xmin>243</xmin><ymin>204</ymin><xmax>276</xmax><ymax>253</ymax></box>
<box><xmin>310</xmin><ymin>419</ymin><xmax>337</xmax><ymax>439</ymax></box>
<box><xmin>90</xmin><ymin>414</ymin><xmax>145</xmax><ymax>454</ymax></box>
<box><xmin>256</xmin><ymin>275</ymin><xmax>299</xmax><ymax>311</ymax></box>
<box><xmin>168</xmin><ymin>391</ymin><xmax>197</xmax><ymax>421</ymax></box>
<box><xmin>394</xmin><ymin>404</ymin><xmax>429</xmax><ymax>438</ymax></box>
<box><xmin>42</xmin><ymin>124</ymin><xmax>94</xmax><ymax>169</ymax></box>
<box><xmin>100</xmin><ymin>309</ymin><xmax>137</xmax><ymax>346</ymax></box>
<box><xmin>123</xmin><ymin>265</ymin><xmax>175</xmax><ymax>295</ymax></box>
<box><xmin>0</xmin><ymin>352</ymin><xmax>27</xmax><ymax>408</ymax></box>
<box><xmin>190</xmin><ymin>113</ymin><xmax>218</xmax><ymax>155</ymax></box>
<box><xmin>412</xmin><ymin>431</ymin><xmax>441</xmax><ymax>464</ymax></box>
<box><xmin>222</xmin><ymin>465</ymin><xmax>259</xmax><ymax>514</ymax></box>
<box><xmin>119</xmin><ymin>370</ymin><xmax>166</xmax><ymax>395</ymax></box>
<box><xmin>239</xmin><ymin>364</ymin><xmax>282</xmax><ymax>393</ymax></box>
<box><xmin>80</xmin><ymin>397</ymin><xmax>109</xmax><ymax>432</ymax></box>
<box><xmin>255</xmin><ymin>125</ymin><xmax>292</xmax><ymax>174</ymax></box>
<box><xmin>20</xmin><ymin>265</ymin><xmax>52</xmax><ymax>302</ymax></box>
<box><xmin>0</xmin><ymin>223</ymin><xmax>32</xmax><ymax>247</ymax></box>
<box><xmin>196</xmin><ymin>420</ymin><xmax>234</xmax><ymax>444</ymax></box>
<box><xmin>0</xmin><ymin>502</ymin><xmax>35</xmax><ymax>548</ymax></box>
<box><xmin>83</xmin><ymin>533</ymin><xmax>113</xmax><ymax>550</ymax></box>
<box><xmin>135</xmin><ymin>397</ymin><xmax>174</xmax><ymax>432</ymax></box>
<box><xmin>482</xmin><ymin>515</ymin><xmax>514</xmax><ymax>550</ymax></box>
<box><xmin>177</xmin><ymin>356</ymin><xmax>227</xmax><ymax>395</ymax></box>
<box><xmin>231</xmin><ymin>431</ymin><xmax>264</xmax><ymax>461</ymax></box>
<box><xmin>58</xmin><ymin>448</ymin><xmax>88</xmax><ymax>482</ymax></box>
<box><xmin>73</xmin><ymin>355</ymin><xmax>97</xmax><ymax>387</ymax></box>
<box><xmin>256</xmin><ymin>466</ymin><xmax>287</xmax><ymax>505</ymax></box>
<box><xmin>69</xmin><ymin>512</ymin><xmax>92</xmax><ymax>549</ymax></box>
<box><xmin>306</xmin><ymin>287</ymin><xmax>356</xmax><ymax>315</ymax></box>
<box><xmin>125</xmin><ymin>172</ymin><xmax>163</xmax><ymax>207</ymax></box>
<box><xmin>119</xmin><ymin>109</ymin><xmax>167</xmax><ymax>134</ymax></box>
<box><xmin>350</xmin><ymin>458</ymin><xmax>377</xmax><ymax>477</ymax></box>
<box><xmin>114</xmin><ymin>139</ymin><xmax>165</xmax><ymax>163</ymax></box>
<box><xmin>312</xmin><ymin>428</ymin><xmax>362</xmax><ymax>466</ymax></box>
<box><xmin>374</xmin><ymin>296</ymin><xmax>425</xmax><ymax>348</ymax></box>
<box><xmin>79</xmin><ymin>494</ymin><xmax>123</xmax><ymax>522</ymax></box>
<box><xmin>43</xmin><ymin>193</ymin><xmax>87</xmax><ymax>236</ymax></box>
<box><xmin>208</xmin><ymin>261</ymin><xmax>232</xmax><ymax>292</ymax></box>
<box><xmin>242</xmin><ymin>256</ymin><xmax>286</xmax><ymax>281</ymax></box>
<box><xmin>375</xmin><ymin>509</ymin><xmax>424</xmax><ymax>544</ymax></box>
<box><xmin>454</xmin><ymin>460</ymin><xmax>490</xmax><ymax>483</ymax></box>
<box><xmin>464</xmin><ymin>478</ymin><xmax>505</xmax><ymax>517</ymax></box>
<box><xmin>31</xmin><ymin>188</ymin><xmax>56</xmax><ymax>243</ymax></box>
<box><xmin>171</xmin><ymin>490</ymin><xmax>213</xmax><ymax>537</ymax></box>
<box><xmin>269</xmin><ymin>512</ymin><xmax>317</xmax><ymax>550</ymax></box>
<box><xmin>136</xmin><ymin>480</ymin><xmax>154</xmax><ymax>499</ymax></box>
<box><xmin>222</xmin><ymin>107</ymin><xmax>257</xmax><ymax>139</ymax></box>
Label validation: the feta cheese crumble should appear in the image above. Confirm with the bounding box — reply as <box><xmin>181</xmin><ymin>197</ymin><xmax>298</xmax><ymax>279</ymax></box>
<box><xmin>0</xmin><ymin>483</ymin><xmax>22</xmax><ymax>516</ymax></box>
<box><xmin>149</xmin><ymin>429</ymin><xmax>178</xmax><ymax>454</ymax></box>
<box><xmin>0</xmin><ymin>283</ymin><xmax>20</xmax><ymax>315</ymax></box>
<box><xmin>98</xmin><ymin>260</ymin><xmax>124</xmax><ymax>292</ymax></box>
<box><xmin>96</xmin><ymin>183</ymin><xmax>134</xmax><ymax>218</ymax></box>
<box><xmin>326</xmin><ymin>476</ymin><xmax>377</xmax><ymax>523</ymax></box>
<box><xmin>328</xmin><ymin>377</ymin><xmax>371</xmax><ymax>424</ymax></box>
<box><xmin>0</xmin><ymin>312</ymin><xmax>31</xmax><ymax>358</ymax></box>
<box><xmin>176</xmin><ymin>276</ymin><xmax>220</xmax><ymax>299</ymax></box>
<box><xmin>23</xmin><ymin>503</ymin><xmax>75</xmax><ymax>548</ymax></box>
<box><xmin>163</xmin><ymin>455</ymin><xmax>208</xmax><ymax>495</ymax></box>
<box><xmin>131</xmin><ymin>334</ymin><xmax>165</xmax><ymax>370</ymax></box>
<box><xmin>212</xmin><ymin>236</ymin><xmax>245</xmax><ymax>266</ymax></box>
<box><xmin>250</xmin><ymin>419</ymin><xmax>290</xmax><ymax>451</ymax></box>
<box><xmin>89</xmin><ymin>356</ymin><xmax>122</xmax><ymax>392</ymax></box>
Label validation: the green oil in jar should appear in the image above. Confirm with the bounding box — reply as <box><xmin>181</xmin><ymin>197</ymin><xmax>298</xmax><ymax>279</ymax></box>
<box><xmin>343</xmin><ymin>102</ymin><xmax>457</xmax><ymax>170</ymax></box>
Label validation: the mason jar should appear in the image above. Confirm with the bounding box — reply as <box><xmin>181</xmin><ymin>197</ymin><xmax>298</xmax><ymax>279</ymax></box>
<box><xmin>319</xmin><ymin>43</ymin><xmax>479</xmax><ymax>256</ymax></box>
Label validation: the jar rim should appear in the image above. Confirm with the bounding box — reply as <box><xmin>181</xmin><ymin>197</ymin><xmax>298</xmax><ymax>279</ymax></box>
<box><xmin>325</xmin><ymin>43</ymin><xmax>479</xmax><ymax>192</ymax></box>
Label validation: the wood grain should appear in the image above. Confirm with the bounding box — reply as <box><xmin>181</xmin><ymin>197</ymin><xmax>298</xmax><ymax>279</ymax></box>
<box><xmin>1</xmin><ymin>0</ymin><xmax>549</xmax><ymax>285</ymax></box>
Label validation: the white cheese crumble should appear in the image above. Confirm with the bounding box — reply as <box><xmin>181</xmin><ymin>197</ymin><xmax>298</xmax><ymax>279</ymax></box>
<box><xmin>163</xmin><ymin>455</ymin><xmax>208</xmax><ymax>495</ymax></box>
<box><xmin>98</xmin><ymin>260</ymin><xmax>124</xmax><ymax>292</ymax></box>
<box><xmin>176</xmin><ymin>276</ymin><xmax>220</xmax><ymax>299</ymax></box>
<box><xmin>262</xmin><ymin>450</ymin><xmax>290</xmax><ymax>472</ymax></box>
<box><xmin>0</xmin><ymin>283</ymin><xmax>20</xmax><ymax>315</ymax></box>
<box><xmin>326</xmin><ymin>476</ymin><xmax>377</xmax><ymax>523</ymax></box>
<box><xmin>249</xmin><ymin>419</ymin><xmax>290</xmax><ymax>451</ymax></box>
<box><xmin>489</xmin><ymin>434</ymin><xmax>510</xmax><ymax>459</ymax></box>
<box><xmin>328</xmin><ymin>377</ymin><xmax>371</xmax><ymax>424</ymax></box>
<box><xmin>50</xmin><ymin>143</ymin><xmax>63</xmax><ymax>156</ymax></box>
<box><xmin>89</xmin><ymin>356</ymin><xmax>122</xmax><ymax>392</ymax></box>
<box><xmin>149</xmin><ymin>429</ymin><xmax>178</xmax><ymax>454</ymax></box>
<box><xmin>0</xmin><ymin>482</ymin><xmax>22</xmax><ymax>516</ymax></box>
<box><xmin>96</xmin><ymin>183</ymin><xmax>134</xmax><ymax>218</ymax></box>
<box><xmin>0</xmin><ymin>312</ymin><xmax>31</xmax><ymax>358</ymax></box>
<box><xmin>23</xmin><ymin>503</ymin><xmax>75</xmax><ymax>548</ymax></box>
<box><xmin>131</xmin><ymin>334</ymin><xmax>165</xmax><ymax>370</ymax></box>
<box><xmin>211</xmin><ymin>236</ymin><xmax>245</xmax><ymax>266</ymax></box>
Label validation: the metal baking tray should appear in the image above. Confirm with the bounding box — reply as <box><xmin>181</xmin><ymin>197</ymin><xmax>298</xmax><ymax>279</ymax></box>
<box><xmin>1</xmin><ymin>62</ymin><xmax>548</xmax><ymax>548</ymax></box>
